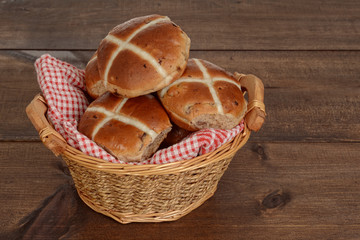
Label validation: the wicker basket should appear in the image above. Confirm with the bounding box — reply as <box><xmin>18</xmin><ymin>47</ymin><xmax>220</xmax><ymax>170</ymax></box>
<box><xmin>26</xmin><ymin>74</ymin><xmax>265</xmax><ymax>224</ymax></box>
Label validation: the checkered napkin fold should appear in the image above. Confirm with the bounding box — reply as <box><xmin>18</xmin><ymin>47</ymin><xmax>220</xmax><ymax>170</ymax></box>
<box><xmin>35</xmin><ymin>54</ymin><xmax>244</xmax><ymax>165</ymax></box>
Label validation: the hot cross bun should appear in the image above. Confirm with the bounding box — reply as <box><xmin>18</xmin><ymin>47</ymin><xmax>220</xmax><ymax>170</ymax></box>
<box><xmin>78</xmin><ymin>92</ymin><xmax>172</xmax><ymax>162</ymax></box>
<box><xmin>96</xmin><ymin>14</ymin><xmax>190</xmax><ymax>98</ymax></box>
<box><xmin>158</xmin><ymin>58</ymin><xmax>247</xmax><ymax>131</ymax></box>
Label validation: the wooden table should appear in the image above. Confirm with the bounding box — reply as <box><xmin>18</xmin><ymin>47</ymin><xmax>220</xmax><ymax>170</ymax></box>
<box><xmin>1</xmin><ymin>1</ymin><xmax>359</xmax><ymax>239</ymax></box>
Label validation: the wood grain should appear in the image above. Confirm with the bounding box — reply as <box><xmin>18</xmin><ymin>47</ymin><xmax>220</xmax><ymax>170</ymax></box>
<box><xmin>19</xmin><ymin>50</ymin><xmax>360</xmax><ymax>89</ymax></box>
<box><xmin>1</xmin><ymin>50</ymin><xmax>359</xmax><ymax>142</ymax></box>
<box><xmin>0</xmin><ymin>142</ymin><xmax>70</xmax><ymax>236</ymax></box>
<box><xmin>1</xmin><ymin>142</ymin><xmax>359</xmax><ymax>239</ymax></box>
<box><xmin>1</xmin><ymin>0</ymin><xmax>359</xmax><ymax>50</ymax></box>
<box><xmin>1</xmin><ymin>1</ymin><xmax>360</xmax><ymax>239</ymax></box>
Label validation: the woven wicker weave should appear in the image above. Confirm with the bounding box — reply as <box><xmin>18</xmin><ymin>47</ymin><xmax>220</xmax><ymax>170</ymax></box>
<box><xmin>26</xmin><ymin>74</ymin><xmax>265</xmax><ymax>224</ymax></box>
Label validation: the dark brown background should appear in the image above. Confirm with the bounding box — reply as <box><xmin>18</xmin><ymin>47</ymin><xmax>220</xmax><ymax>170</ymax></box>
<box><xmin>1</xmin><ymin>0</ymin><xmax>359</xmax><ymax>239</ymax></box>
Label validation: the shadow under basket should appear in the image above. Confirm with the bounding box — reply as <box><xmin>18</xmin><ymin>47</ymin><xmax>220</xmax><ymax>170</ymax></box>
<box><xmin>26</xmin><ymin>71</ymin><xmax>267</xmax><ymax>224</ymax></box>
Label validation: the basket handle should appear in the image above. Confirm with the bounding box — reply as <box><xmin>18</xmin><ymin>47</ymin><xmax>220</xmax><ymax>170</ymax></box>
<box><xmin>234</xmin><ymin>73</ymin><xmax>266</xmax><ymax>132</ymax></box>
<box><xmin>26</xmin><ymin>94</ymin><xmax>67</xmax><ymax>156</ymax></box>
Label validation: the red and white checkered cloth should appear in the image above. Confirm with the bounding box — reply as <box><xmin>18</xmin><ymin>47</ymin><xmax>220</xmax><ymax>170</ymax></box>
<box><xmin>35</xmin><ymin>54</ymin><xmax>244</xmax><ymax>165</ymax></box>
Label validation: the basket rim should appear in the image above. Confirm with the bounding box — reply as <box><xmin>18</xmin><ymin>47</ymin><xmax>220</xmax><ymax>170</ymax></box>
<box><xmin>29</xmin><ymin>94</ymin><xmax>251</xmax><ymax>175</ymax></box>
<box><xmin>63</xmin><ymin>126</ymin><xmax>250</xmax><ymax>175</ymax></box>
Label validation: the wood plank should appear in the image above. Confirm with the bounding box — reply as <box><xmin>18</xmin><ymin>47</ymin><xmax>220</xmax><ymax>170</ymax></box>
<box><xmin>0</xmin><ymin>142</ymin><xmax>70</xmax><ymax>236</ymax></box>
<box><xmin>1</xmin><ymin>142</ymin><xmax>359</xmax><ymax>239</ymax></box>
<box><xmin>22</xmin><ymin>50</ymin><xmax>360</xmax><ymax>88</ymax></box>
<box><xmin>0</xmin><ymin>51</ymin><xmax>41</xmax><ymax>141</ymax></box>
<box><xmin>1</xmin><ymin>0</ymin><xmax>360</xmax><ymax>50</ymax></box>
<box><xmin>191</xmin><ymin>50</ymin><xmax>360</xmax><ymax>89</ymax></box>
<box><xmin>1</xmin><ymin>50</ymin><xmax>359</xmax><ymax>142</ymax></box>
<box><xmin>0</xmin><ymin>51</ymin><xmax>88</xmax><ymax>141</ymax></box>
<box><xmin>262</xmin><ymin>88</ymin><xmax>360</xmax><ymax>142</ymax></box>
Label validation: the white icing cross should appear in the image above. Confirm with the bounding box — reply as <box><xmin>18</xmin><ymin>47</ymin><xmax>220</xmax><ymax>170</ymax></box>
<box><xmin>86</xmin><ymin>98</ymin><xmax>158</xmax><ymax>141</ymax></box>
<box><xmin>194</xmin><ymin>59</ymin><xmax>224</xmax><ymax>114</ymax></box>
<box><xmin>103</xmin><ymin>17</ymin><xmax>170</xmax><ymax>88</ymax></box>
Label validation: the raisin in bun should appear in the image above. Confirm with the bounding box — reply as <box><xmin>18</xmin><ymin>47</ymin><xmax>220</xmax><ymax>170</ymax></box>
<box><xmin>84</xmin><ymin>52</ymin><xmax>106</xmax><ymax>99</ymax></box>
<box><xmin>97</xmin><ymin>14</ymin><xmax>191</xmax><ymax>98</ymax></box>
<box><xmin>78</xmin><ymin>92</ymin><xmax>172</xmax><ymax>162</ymax></box>
<box><xmin>158</xmin><ymin>58</ymin><xmax>247</xmax><ymax>131</ymax></box>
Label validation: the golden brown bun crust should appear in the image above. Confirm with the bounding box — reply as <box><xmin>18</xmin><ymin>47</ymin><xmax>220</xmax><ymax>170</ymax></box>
<box><xmin>97</xmin><ymin>14</ymin><xmax>191</xmax><ymax>98</ymax></box>
<box><xmin>84</xmin><ymin>52</ymin><xmax>106</xmax><ymax>99</ymax></box>
<box><xmin>158</xmin><ymin>58</ymin><xmax>247</xmax><ymax>131</ymax></box>
<box><xmin>78</xmin><ymin>92</ymin><xmax>172</xmax><ymax>162</ymax></box>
